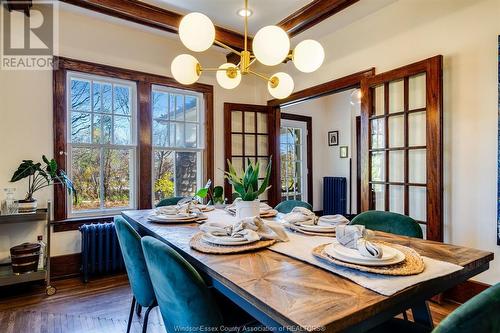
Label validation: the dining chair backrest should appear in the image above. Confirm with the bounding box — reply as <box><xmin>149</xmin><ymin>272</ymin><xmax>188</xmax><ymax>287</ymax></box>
<box><xmin>156</xmin><ymin>196</ymin><xmax>185</xmax><ymax>207</ymax></box>
<box><xmin>141</xmin><ymin>236</ymin><xmax>224</xmax><ymax>332</ymax></box>
<box><xmin>114</xmin><ymin>216</ymin><xmax>156</xmax><ymax>307</ymax></box>
<box><xmin>275</xmin><ymin>200</ymin><xmax>313</xmax><ymax>214</ymax></box>
<box><xmin>349</xmin><ymin>210</ymin><xmax>423</xmax><ymax>238</ymax></box>
<box><xmin>432</xmin><ymin>283</ymin><xmax>500</xmax><ymax>333</ymax></box>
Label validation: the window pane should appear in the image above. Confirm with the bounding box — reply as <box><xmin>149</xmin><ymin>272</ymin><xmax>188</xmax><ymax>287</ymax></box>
<box><xmin>175</xmin><ymin>152</ymin><xmax>198</xmax><ymax>197</ymax></box>
<box><xmin>371</xmin><ymin>184</ymin><xmax>385</xmax><ymax>210</ymax></box>
<box><xmin>185</xmin><ymin>123</ymin><xmax>198</xmax><ymax>148</ymax></box>
<box><xmin>389</xmin><ymin>185</ymin><xmax>404</xmax><ymax>214</ymax></box>
<box><xmin>373</xmin><ymin>85</ymin><xmax>385</xmax><ymax>116</ymax></box>
<box><xmin>409</xmin><ymin>149</ymin><xmax>426</xmax><ymax>183</ymax></box>
<box><xmin>102</xmin><ymin>83</ymin><xmax>112</xmax><ymax>113</ymax></box>
<box><xmin>389</xmin><ymin>150</ymin><xmax>404</xmax><ymax>182</ymax></box>
<box><xmin>409</xmin><ymin>111</ymin><xmax>426</xmax><ymax>146</ymax></box>
<box><xmin>71</xmin><ymin>147</ymin><xmax>100</xmax><ymax>211</ymax></box>
<box><xmin>70</xmin><ymin>79</ymin><xmax>91</xmax><ymax>111</ymax></box>
<box><xmin>409</xmin><ymin>73</ymin><xmax>426</xmax><ymax>110</ymax></box>
<box><xmin>92</xmin><ymin>114</ymin><xmax>112</xmax><ymax>144</ymax></box>
<box><xmin>152</xmin><ymin>91</ymin><xmax>168</xmax><ymax>119</ymax></box>
<box><xmin>257</xmin><ymin>135</ymin><xmax>268</xmax><ymax>155</ymax></box>
<box><xmin>153</xmin><ymin>150</ymin><xmax>175</xmax><ymax>204</ymax></box>
<box><xmin>175</xmin><ymin>94</ymin><xmax>184</xmax><ymax>121</ymax></box>
<box><xmin>371</xmin><ymin>152</ymin><xmax>385</xmax><ymax>181</ymax></box>
<box><xmin>388</xmin><ymin>115</ymin><xmax>404</xmax><ymax>148</ymax></box>
<box><xmin>71</xmin><ymin>112</ymin><xmax>91</xmax><ymax>143</ymax></box>
<box><xmin>103</xmin><ymin>149</ymin><xmax>132</xmax><ymax>208</ymax></box>
<box><xmin>114</xmin><ymin>116</ymin><xmax>131</xmax><ymax>145</ymax></box>
<box><xmin>244</xmin><ymin>112</ymin><xmax>255</xmax><ymax>133</ymax></box>
<box><xmin>93</xmin><ymin>82</ymin><xmax>101</xmax><ymax>112</ymax></box>
<box><xmin>185</xmin><ymin>95</ymin><xmax>198</xmax><ymax>122</ymax></box>
<box><xmin>245</xmin><ymin>134</ymin><xmax>256</xmax><ymax>155</ymax></box>
<box><xmin>409</xmin><ymin>186</ymin><xmax>426</xmax><ymax>221</ymax></box>
<box><xmin>257</xmin><ymin>112</ymin><xmax>267</xmax><ymax>133</ymax></box>
<box><xmin>153</xmin><ymin>119</ymin><xmax>169</xmax><ymax>147</ymax></box>
<box><xmin>114</xmin><ymin>85</ymin><xmax>131</xmax><ymax>115</ymax></box>
<box><xmin>232</xmin><ymin>111</ymin><xmax>243</xmax><ymax>132</ymax></box>
<box><xmin>370</xmin><ymin>118</ymin><xmax>385</xmax><ymax>149</ymax></box>
<box><xmin>175</xmin><ymin>123</ymin><xmax>185</xmax><ymax>147</ymax></box>
<box><xmin>389</xmin><ymin>79</ymin><xmax>404</xmax><ymax>114</ymax></box>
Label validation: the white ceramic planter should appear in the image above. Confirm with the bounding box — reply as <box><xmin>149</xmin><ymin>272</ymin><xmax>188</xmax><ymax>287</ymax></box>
<box><xmin>17</xmin><ymin>199</ymin><xmax>37</xmax><ymax>214</ymax></box>
<box><xmin>235</xmin><ymin>199</ymin><xmax>260</xmax><ymax>219</ymax></box>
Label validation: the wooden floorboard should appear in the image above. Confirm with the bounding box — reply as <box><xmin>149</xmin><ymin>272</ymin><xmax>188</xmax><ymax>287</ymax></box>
<box><xmin>0</xmin><ymin>274</ymin><xmax>459</xmax><ymax>332</ymax></box>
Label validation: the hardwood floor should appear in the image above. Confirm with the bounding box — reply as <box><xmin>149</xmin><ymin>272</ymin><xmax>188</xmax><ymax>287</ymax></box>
<box><xmin>0</xmin><ymin>274</ymin><xmax>459</xmax><ymax>333</ymax></box>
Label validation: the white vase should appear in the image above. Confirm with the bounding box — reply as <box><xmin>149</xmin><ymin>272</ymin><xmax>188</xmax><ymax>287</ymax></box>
<box><xmin>235</xmin><ymin>199</ymin><xmax>260</xmax><ymax>219</ymax></box>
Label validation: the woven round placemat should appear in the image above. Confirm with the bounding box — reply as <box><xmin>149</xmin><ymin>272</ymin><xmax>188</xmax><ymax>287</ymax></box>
<box><xmin>312</xmin><ymin>241</ymin><xmax>425</xmax><ymax>276</ymax></box>
<box><xmin>189</xmin><ymin>232</ymin><xmax>276</xmax><ymax>254</ymax></box>
<box><xmin>285</xmin><ymin>224</ymin><xmax>336</xmax><ymax>237</ymax></box>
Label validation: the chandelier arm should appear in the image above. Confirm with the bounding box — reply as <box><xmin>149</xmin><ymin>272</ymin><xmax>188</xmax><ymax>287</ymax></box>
<box><xmin>201</xmin><ymin>67</ymin><xmax>239</xmax><ymax>72</ymax></box>
<box><xmin>248</xmin><ymin>57</ymin><xmax>257</xmax><ymax>67</ymax></box>
<box><xmin>214</xmin><ymin>40</ymin><xmax>242</xmax><ymax>55</ymax></box>
<box><xmin>247</xmin><ymin>69</ymin><xmax>272</xmax><ymax>82</ymax></box>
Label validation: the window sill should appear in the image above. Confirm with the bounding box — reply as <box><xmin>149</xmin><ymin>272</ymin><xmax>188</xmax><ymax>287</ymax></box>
<box><xmin>52</xmin><ymin>215</ymin><xmax>116</xmax><ymax>232</ymax></box>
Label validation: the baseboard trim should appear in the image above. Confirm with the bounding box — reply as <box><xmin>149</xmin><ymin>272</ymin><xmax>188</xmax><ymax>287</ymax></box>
<box><xmin>444</xmin><ymin>279</ymin><xmax>490</xmax><ymax>304</ymax></box>
<box><xmin>50</xmin><ymin>253</ymin><xmax>81</xmax><ymax>279</ymax></box>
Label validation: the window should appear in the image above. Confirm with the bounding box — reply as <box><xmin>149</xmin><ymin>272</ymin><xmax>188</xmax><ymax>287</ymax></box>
<box><xmin>67</xmin><ymin>72</ymin><xmax>137</xmax><ymax>216</ymax></box>
<box><xmin>152</xmin><ymin>85</ymin><xmax>204</xmax><ymax>204</ymax></box>
<box><xmin>280</xmin><ymin>120</ymin><xmax>307</xmax><ymax>202</ymax></box>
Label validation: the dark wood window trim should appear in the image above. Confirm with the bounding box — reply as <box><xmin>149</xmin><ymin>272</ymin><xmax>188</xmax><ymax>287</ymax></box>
<box><xmin>280</xmin><ymin>113</ymin><xmax>313</xmax><ymax>207</ymax></box>
<box><xmin>53</xmin><ymin>56</ymin><xmax>214</xmax><ymax>229</ymax></box>
<box><xmin>360</xmin><ymin>55</ymin><xmax>443</xmax><ymax>241</ymax></box>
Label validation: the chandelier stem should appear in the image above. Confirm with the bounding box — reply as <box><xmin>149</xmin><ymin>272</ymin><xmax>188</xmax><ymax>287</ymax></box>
<box><xmin>214</xmin><ymin>40</ymin><xmax>241</xmax><ymax>55</ymax></box>
<box><xmin>244</xmin><ymin>0</ymin><xmax>248</xmax><ymax>52</ymax></box>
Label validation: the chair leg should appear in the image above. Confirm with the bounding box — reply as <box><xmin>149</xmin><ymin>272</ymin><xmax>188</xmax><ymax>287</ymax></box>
<box><xmin>142</xmin><ymin>302</ymin><xmax>157</xmax><ymax>333</ymax></box>
<box><xmin>127</xmin><ymin>296</ymin><xmax>136</xmax><ymax>333</ymax></box>
<box><xmin>136</xmin><ymin>303</ymin><xmax>142</xmax><ymax>316</ymax></box>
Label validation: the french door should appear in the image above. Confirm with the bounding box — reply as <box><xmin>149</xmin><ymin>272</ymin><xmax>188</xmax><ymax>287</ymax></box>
<box><xmin>280</xmin><ymin>118</ymin><xmax>309</xmax><ymax>203</ymax></box>
<box><xmin>224</xmin><ymin>103</ymin><xmax>280</xmax><ymax>206</ymax></box>
<box><xmin>360</xmin><ymin>56</ymin><xmax>443</xmax><ymax>241</ymax></box>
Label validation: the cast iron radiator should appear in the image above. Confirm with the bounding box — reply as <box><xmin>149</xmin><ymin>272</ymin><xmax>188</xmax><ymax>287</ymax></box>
<box><xmin>79</xmin><ymin>222</ymin><xmax>125</xmax><ymax>282</ymax></box>
<box><xmin>323</xmin><ymin>177</ymin><xmax>347</xmax><ymax>215</ymax></box>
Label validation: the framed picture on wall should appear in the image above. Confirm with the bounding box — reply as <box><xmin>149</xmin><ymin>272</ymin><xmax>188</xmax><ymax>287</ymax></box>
<box><xmin>328</xmin><ymin>131</ymin><xmax>338</xmax><ymax>146</ymax></box>
<box><xmin>340</xmin><ymin>146</ymin><xmax>348</xmax><ymax>158</ymax></box>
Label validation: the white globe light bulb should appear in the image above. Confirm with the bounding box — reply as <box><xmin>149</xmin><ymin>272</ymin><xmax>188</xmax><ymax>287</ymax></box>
<box><xmin>179</xmin><ymin>12</ymin><xmax>215</xmax><ymax>52</ymax></box>
<box><xmin>216</xmin><ymin>63</ymin><xmax>241</xmax><ymax>90</ymax></box>
<box><xmin>292</xmin><ymin>39</ymin><xmax>325</xmax><ymax>73</ymax></box>
<box><xmin>171</xmin><ymin>54</ymin><xmax>201</xmax><ymax>85</ymax></box>
<box><xmin>268</xmin><ymin>72</ymin><xmax>294</xmax><ymax>99</ymax></box>
<box><xmin>252</xmin><ymin>26</ymin><xmax>290</xmax><ymax>66</ymax></box>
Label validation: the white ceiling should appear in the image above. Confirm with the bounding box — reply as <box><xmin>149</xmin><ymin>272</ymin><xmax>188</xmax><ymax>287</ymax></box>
<box><xmin>140</xmin><ymin>0</ymin><xmax>311</xmax><ymax>35</ymax></box>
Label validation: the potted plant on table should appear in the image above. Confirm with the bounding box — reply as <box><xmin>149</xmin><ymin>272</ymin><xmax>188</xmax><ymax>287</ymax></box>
<box><xmin>10</xmin><ymin>156</ymin><xmax>76</xmax><ymax>213</ymax></box>
<box><xmin>224</xmin><ymin>158</ymin><xmax>272</xmax><ymax>219</ymax></box>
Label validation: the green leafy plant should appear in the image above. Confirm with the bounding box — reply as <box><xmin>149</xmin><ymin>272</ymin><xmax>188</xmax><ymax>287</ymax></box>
<box><xmin>194</xmin><ymin>185</ymin><xmax>224</xmax><ymax>204</ymax></box>
<box><xmin>10</xmin><ymin>155</ymin><xmax>77</xmax><ymax>202</ymax></box>
<box><xmin>224</xmin><ymin>158</ymin><xmax>272</xmax><ymax>201</ymax></box>
<box><xmin>212</xmin><ymin>186</ymin><xmax>224</xmax><ymax>204</ymax></box>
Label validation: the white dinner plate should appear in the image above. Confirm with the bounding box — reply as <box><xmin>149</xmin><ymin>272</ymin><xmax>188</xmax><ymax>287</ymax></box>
<box><xmin>324</xmin><ymin>240</ymin><xmax>405</xmax><ymax>266</ymax></box>
<box><xmin>296</xmin><ymin>223</ymin><xmax>336</xmax><ymax>233</ymax></box>
<box><xmin>202</xmin><ymin>234</ymin><xmax>256</xmax><ymax>246</ymax></box>
<box><xmin>148</xmin><ymin>213</ymin><xmax>198</xmax><ymax>223</ymax></box>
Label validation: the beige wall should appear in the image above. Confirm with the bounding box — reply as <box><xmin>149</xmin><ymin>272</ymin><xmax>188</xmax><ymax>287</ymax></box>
<box><xmin>275</xmin><ymin>0</ymin><xmax>500</xmax><ymax>284</ymax></box>
<box><xmin>282</xmin><ymin>90</ymin><xmax>360</xmax><ymax>213</ymax></box>
<box><xmin>0</xmin><ymin>5</ymin><xmax>265</xmax><ymax>261</ymax></box>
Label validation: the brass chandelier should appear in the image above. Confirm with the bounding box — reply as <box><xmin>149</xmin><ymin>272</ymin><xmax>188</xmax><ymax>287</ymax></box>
<box><xmin>170</xmin><ymin>0</ymin><xmax>325</xmax><ymax>99</ymax></box>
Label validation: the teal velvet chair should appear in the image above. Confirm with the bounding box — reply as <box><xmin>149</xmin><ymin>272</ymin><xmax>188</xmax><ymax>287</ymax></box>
<box><xmin>114</xmin><ymin>216</ymin><xmax>157</xmax><ymax>333</ymax></box>
<box><xmin>141</xmin><ymin>236</ymin><xmax>224</xmax><ymax>332</ymax></box>
<box><xmin>156</xmin><ymin>196</ymin><xmax>186</xmax><ymax>207</ymax></box>
<box><xmin>350</xmin><ymin>210</ymin><xmax>423</xmax><ymax>239</ymax></box>
<box><xmin>275</xmin><ymin>200</ymin><xmax>313</xmax><ymax>214</ymax></box>
<box><xmin>369</xmin><ymin>283</ymin><xmax>500</xmax><ymax>333</ymax></box>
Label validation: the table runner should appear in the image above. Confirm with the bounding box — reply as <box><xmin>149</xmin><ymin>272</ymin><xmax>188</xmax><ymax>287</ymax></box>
<box><xmin>202</xmin><ymin>210</ymin><xmax>463</xmax><ymax>296</ymax></box>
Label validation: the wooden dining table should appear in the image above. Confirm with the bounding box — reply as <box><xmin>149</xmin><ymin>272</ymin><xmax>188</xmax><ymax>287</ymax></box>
<box><xmin>122</xmin><ymin>209</ymin><xmax>494</xmax><ymax>333</ymax></box>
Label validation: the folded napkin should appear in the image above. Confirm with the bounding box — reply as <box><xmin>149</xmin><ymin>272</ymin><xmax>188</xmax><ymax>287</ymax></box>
<box><xmin>282</xmin><ymin>207</ymin><xmax>318</xmax><ymax>226</ymax></box>
<box><xmin>318</xmin><ymin>215</ymin><xmax>349</xmax><ymax>226</ymax></box>
<box><xmin>155</xmin><ymin>205</ymin><xmax>194</xmax><ymax>217</ymax></box>
<box><xmin>200</xmin><ymin>216</ymin><xmax>289</xmax><ymax>243</ymax></box>
<box><xmin>335</xmin><ymin>225</ymin><xmax>383</xmax><ymax>258</ymax></box>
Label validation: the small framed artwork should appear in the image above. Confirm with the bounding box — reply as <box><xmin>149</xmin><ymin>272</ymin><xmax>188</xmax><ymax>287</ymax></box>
<box><xmin>328</xmin><ymin>131</ymin><xmax>339</xmax><ymax>146</ymax></box>
<box><xmin>340</xmin><ymin>146</ymin><xmax>349</xmax><ymax>158</ymax></box>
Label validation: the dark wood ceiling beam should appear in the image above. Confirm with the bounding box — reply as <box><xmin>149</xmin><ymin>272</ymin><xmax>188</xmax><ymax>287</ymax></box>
<box><xmin>60</xmin><ymin>0</ymin><xmax>247</xmax><ymax>51</ymax></box>
<box><xmin>278</xmin><ymin>0</ymin><xmax>360</xmax><ymax>37</ymax></box>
